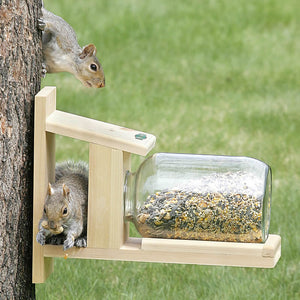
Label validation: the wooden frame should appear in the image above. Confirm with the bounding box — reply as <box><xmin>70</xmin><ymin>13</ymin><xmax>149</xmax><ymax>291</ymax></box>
<box><xmin>32</xmin><ymin>87</ymin><xmax>281</xmax><ymax>283</ymax></box>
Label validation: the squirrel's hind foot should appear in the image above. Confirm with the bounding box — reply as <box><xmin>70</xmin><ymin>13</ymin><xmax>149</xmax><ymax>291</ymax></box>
<box><xmin>75</xmin><ymin>237</ymin><xmax>87</xmax><ymax>248</ymax></box>
<box><xmin>41</xmin><ymin>63</ymin><xmax>47</xmax><ymax>78</ymax></box>
<box><xmin>38</xmin><ymin>18</ymin><xmax>46</xmax><ymax>31</ymax></box>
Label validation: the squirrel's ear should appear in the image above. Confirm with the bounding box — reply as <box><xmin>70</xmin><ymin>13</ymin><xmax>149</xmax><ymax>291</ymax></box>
<box><xmin>48</xmin><ymin>183</ymin><xmax>53</xmax><ymax>195</ymax></box>
<box><xmin>62</xmin><ymin>184</ymin><xmax>70</xmax><ymax>197</ymax></box>
<box><xmin>79</xmin><ymin>44</ymin><xmax>97</xmax><ymax>59</ymax></box>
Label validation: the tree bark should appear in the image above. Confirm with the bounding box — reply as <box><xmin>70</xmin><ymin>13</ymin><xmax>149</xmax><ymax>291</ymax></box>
<box><xmin>0</xmin><ymin>0</ymin><xmax>42</xmax><ymax>299</ymax></box>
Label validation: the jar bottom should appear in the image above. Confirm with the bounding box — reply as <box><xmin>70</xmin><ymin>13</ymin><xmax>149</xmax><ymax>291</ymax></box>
<box><xmin>136</xmin><ymin>224</ymin><xmax>263</xmax><ymax>243</ymax></box>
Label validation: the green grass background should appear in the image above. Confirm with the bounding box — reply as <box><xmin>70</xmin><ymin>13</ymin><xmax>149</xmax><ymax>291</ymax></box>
<box><xmin>37</xmin><ymin>0</ymin><xmax>299</xmax><ymax>299</ymax></box>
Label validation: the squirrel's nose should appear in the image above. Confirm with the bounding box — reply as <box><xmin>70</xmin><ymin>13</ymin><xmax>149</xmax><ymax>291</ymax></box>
<box><xmin>49</xmin><ymin>221</ymin><xmax>57</xmax><ymax>229</ymax></box>
<box><xmin>98</xmin><ymin>79</ymin><xmax>105</xmax><ymax>88</ymax></box>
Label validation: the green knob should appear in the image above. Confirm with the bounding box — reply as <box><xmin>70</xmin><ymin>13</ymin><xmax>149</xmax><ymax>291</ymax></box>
<box><xmin>135</xmin><ymin>133</ymin><xmax>147</xmax><ymax>140</ymax></box>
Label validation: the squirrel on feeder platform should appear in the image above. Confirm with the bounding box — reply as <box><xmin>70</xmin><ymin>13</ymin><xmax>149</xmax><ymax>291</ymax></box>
<box><xmin>36</xmin><ymin>161</ymin><xmax>89</xmax><ymax>251</ymax></box>
<box><xmin>38</xmin><ymin>6</ymin><xmax>105</xmax><ymax>88</ymax></box>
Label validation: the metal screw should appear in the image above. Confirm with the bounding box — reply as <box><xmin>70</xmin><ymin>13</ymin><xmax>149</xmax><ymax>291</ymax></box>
<box><xmin>135</xmin><ymin>133</ymin><xmax>147</xmax><ymax>140</ymax></box>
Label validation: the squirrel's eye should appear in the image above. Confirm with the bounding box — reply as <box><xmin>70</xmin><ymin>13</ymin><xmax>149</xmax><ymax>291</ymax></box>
<box><xmin>90</xmin><ymin>64</ymin><xmax>97</xmax><ymax>71</ymax></box>
<box><xmin>43</xmin><ymin>208</ymin><xmax>47</xmax><ymax>214</ymax></box>
<box><xmin>63</xmin><ymin>207</ymin><xmax>68</xmax><ymax>215</ymax></box>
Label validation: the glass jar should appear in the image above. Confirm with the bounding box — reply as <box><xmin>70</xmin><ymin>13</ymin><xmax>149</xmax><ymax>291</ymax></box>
<box><xmin>124</xmin><ymin>153</ymin><xmax>271</xmax><ymax>243</ymax></box>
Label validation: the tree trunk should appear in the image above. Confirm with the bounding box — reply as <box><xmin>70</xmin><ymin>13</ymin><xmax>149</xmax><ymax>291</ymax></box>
<box><xmin>0</xmin><ymin>0</ymin><xmax>42</xmax><ymax>299</ymax></box>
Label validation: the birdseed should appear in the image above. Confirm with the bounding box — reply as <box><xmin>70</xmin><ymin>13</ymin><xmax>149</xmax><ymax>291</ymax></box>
<box><xmin>135</xmin><ymin>190</ymin><xmax>264</xmax><ymax>243</ymax></box>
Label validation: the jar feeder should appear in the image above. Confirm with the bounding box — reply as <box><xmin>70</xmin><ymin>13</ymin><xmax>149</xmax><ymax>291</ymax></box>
<box><xmin>32</xmin><ymin>87</ymin><xmax>281</xmax><ymax>283</ymax></box>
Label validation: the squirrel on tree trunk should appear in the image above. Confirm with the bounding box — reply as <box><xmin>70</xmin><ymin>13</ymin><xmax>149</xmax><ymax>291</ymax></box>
<box><xmin>38</xmin><ymin>6</ymin><xmax>105</xmax><ymax>88</ymax></box>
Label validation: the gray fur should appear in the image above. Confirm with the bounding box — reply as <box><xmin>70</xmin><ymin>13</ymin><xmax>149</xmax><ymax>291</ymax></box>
<box><xmin>55</xmin><ymin>160</ymin><xmax>89</xmax><ymax>181</ymax></box>
<box><xmin>39</xmin><ymin>7</ymin><xmax>105</xmax><ymax>88</ymax></box>
<box><xmin>36</xmin><ymin>161</ymin><xmax>89</xmax><ymax>251</ymax></box>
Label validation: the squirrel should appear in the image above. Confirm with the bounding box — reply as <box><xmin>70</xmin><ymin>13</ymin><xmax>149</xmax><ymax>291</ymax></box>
<box><xmin>36</xmin><ymin>161</ymin><xmax>89</xmax><ymax>251</ymax></box>
<box><xmin>38</xmin><ymin>7</ymin><xmax>105</xmax><ymax>88</ymax></box>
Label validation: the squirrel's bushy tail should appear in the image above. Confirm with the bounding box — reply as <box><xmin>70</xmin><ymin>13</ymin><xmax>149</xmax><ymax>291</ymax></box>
<box><xmin>55</xmin><ymin>161</ymin><xmax>89</xmax><ymax>181</ymax></box>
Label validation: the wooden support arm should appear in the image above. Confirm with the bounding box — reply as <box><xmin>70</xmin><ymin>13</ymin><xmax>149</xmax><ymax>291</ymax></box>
<box><xmin>46</xmin><ymin>110</ymin><xmax>156</xmax><ymax>156</ymax></box>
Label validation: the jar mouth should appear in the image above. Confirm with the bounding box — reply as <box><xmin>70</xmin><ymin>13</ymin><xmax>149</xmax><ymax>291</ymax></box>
<box><xmin>124</xmin><ymin>170</ymin><xmax>136</xmax><ymax>222</ymax></box>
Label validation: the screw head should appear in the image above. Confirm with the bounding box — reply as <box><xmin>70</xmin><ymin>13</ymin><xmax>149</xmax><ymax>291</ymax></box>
<box><xmin>135</xmin><ymin>133</ymin><xmax>147</xmax><ymax>140</ymax></box>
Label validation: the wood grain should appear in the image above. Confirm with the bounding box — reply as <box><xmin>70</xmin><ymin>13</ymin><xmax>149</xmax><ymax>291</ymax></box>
<box><xmin>46</xmin><ymin>110</ymin><xmax>156</xmax><ymax>156</ymax></box>
<box><xmin>32</xmin><ymin>87</ymin><xmax>56</xmax><ymax>283</ymax></box>
<box><xmin>43</xmin><ymin>235</ymin><xmax>281</xmax><ymax>269</ymax></box>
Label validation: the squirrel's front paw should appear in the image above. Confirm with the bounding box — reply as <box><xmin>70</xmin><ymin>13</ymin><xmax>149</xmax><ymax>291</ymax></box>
<box><xmin>64</xmin><ymin>235</ymin><xmax>75</xmax><ymax>251</ymax></box>
<box><xmin>36</xmin><ymin>231</ymin><xmax>46</xmax><ymax>246</ymax></box>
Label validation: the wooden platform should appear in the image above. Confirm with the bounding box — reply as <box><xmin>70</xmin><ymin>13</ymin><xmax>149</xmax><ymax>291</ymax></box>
<box><xmin>43</xmin><ymin>234</ymin><xmax>281</xmax><ymax>269</ymax></box>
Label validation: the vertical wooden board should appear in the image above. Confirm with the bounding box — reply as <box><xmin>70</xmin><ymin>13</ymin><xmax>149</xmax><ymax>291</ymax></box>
<box><xmin>32</xmin><ymin>87</ymin><xmax>56</xmax><ymax>283</ymax></box>
<box><xmin>111</xmin><ymin>148</ymin><xmax>125</xmax><ymax>248</ymax></box>
<box><xmin>88</xmin><ymin>144</ymin><xmax>124</xmax><ymax>249</ymax></box>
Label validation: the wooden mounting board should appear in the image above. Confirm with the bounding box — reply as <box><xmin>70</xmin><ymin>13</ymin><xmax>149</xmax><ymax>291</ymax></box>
<box><xmin>42</xmin><ymin>234</ymin><xmax>281</xmax><ymax>269</ymax></box>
